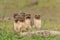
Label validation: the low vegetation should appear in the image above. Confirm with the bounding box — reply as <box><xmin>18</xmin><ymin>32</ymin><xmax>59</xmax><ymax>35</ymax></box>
<box><xmin>0</xmin><ymin>20</ymin><xmax>60</xmax><ymax>40</ymax></box>
<box><xmin>0</xmin><ymin>0</ymin><xmax>60</xmax><ymax>40</ymax></box>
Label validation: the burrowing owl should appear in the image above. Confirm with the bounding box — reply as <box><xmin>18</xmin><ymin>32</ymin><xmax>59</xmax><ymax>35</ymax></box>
<box><xmin>25</xmin><ymin>14</ymin><xmax>31</xmax><ymax>31</ymax></box>
<box><xmin>34</xmin><ymin>14</ymin><xmax>41</xmax><ymax>31</ymax></box>
<box><xmin>13</xmin><ymin>13</ymin><xmax>25</xmax><ymax>32</ymax></box>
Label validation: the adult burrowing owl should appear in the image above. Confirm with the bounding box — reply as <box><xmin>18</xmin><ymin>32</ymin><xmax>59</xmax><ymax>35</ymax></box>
<box><xmin>13</xmin><ymin>13</ymin><xmax>25</xmax><ymax>32</ymax></box>
<box><xmin>25</xmin><ymin>14</ymin><xmax>31</xmax><ymax>31</ymax></box>
<box><xmin>34</xmin><ymin>14</ymin><xmax>41</xmax><ymax>31</ymax></box>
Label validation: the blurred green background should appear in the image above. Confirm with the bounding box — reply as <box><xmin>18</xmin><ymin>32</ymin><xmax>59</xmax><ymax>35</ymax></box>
<box><xmin>0</xmin><ymin>0</ymin><xmax>60</xmax><ymax>30</ymax></box>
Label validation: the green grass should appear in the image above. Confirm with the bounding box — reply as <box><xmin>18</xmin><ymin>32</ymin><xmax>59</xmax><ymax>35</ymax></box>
<box><xmin>1</xmin><ymin>31</ymin><xmax>60</xmax><ymax>40</ymax></box>
<box><xmin>0</xmin><ymin>0</ymin><xmax>60</xmax><ymax>40</ymax></box>
<box><xmin>0</xmin><ymin>20</ymin><xmax>60</xmax><ymax>40</ymax></box>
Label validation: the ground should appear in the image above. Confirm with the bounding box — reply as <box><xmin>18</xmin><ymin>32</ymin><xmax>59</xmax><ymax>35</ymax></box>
<box><xmin>0</xmin><ymin>0</ymin><xmax>60</xmax><ymax>40</ymax></box>
<box><xmin>0</xmin><ymin>20</ymin><xmax>60</xmax><ymax>40</ymax></box>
